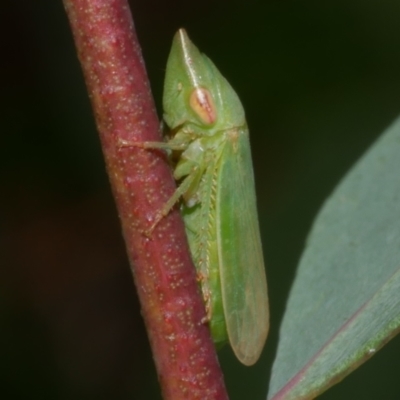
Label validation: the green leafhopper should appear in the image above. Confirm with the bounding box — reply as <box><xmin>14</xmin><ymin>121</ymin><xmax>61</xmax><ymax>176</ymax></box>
<box><xmin>122</xmin><ymin>29</ymin><xmax>269</xmax><ymax>365</ymax></box>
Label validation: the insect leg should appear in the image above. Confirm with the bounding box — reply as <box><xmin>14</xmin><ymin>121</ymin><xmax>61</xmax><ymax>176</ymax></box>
<box><xmin>118</xmin><ymin>138</ymin><xmax>187</xmax><ymax>151</ymax></box>
<box><xmin>146</xmin><ymin>165</ymin><xmax>201</xmax><ymax>234</ymax></box>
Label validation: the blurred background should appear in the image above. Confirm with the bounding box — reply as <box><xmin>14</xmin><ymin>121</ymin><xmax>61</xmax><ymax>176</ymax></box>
<box><xmin>1</xmin><ymin>1</ymin><xmax>400</xmax><ymax>399</ymax></box>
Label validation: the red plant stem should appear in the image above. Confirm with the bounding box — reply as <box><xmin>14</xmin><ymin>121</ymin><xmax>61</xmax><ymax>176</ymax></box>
<box><xmin>62</xmin><ymin>1</ymin><xmax>228</xmax><ymax>399</ymax></box>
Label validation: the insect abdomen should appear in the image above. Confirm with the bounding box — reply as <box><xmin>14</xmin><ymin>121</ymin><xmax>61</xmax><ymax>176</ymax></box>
<box><xmin>182</xmin><ymin>156</ymin><xmax>228</xmax><ymax>346</ymax></box>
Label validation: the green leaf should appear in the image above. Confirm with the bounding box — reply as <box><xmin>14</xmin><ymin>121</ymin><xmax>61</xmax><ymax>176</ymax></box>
<box><xmin>268</xmin><ymin>117</ymin><xmax>400</xmax><ymax>400</ymax></box>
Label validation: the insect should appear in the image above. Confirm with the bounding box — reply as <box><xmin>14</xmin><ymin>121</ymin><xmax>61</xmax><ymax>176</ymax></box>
<box><xmin>123</xmin><ymin>29</ymin><xmax>269</xmax><ymax>365</ymax></box>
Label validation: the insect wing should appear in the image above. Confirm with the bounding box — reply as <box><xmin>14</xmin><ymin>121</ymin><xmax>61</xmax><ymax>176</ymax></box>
<box><xmin>216</xmin><ymin>128</ymin><xmax>269</xmax><ymax>365</ymax></box>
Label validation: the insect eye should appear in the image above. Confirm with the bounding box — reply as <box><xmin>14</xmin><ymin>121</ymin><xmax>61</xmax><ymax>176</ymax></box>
<box><xmin>189</xmin><ymin>87</ymin><xmax>217</xmax><ymax>125</ymax></box>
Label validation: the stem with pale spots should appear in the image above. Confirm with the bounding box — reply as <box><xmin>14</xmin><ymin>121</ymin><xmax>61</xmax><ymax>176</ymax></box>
<box><xmin>62</xmin><ymin>0</ymin><xmax>228</xmax><ymax>399</ymax></box>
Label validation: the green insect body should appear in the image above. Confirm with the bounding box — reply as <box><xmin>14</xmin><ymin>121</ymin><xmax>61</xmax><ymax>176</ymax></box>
<box><xmin>128</xmin><ymin>29</ymin><xmax>269</xmax><ymax>365</ymax></box>
<box><xmin>163</xmin><ymin>29</ymin><xmax>269</xmax><ymax>366</ymax></box>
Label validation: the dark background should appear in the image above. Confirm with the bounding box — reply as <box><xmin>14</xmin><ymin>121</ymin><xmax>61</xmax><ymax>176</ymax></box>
<box><xmin>1</xmin><ymin>1</ymin><xmax>400</xmax><ymax>399</ymax></box>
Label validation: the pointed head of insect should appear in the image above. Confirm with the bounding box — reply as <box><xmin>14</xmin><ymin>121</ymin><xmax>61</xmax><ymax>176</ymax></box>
<box><xmin>163</xmin><ymin>29</ymin><xmax>245</xmax><ymax>134</ymax></box>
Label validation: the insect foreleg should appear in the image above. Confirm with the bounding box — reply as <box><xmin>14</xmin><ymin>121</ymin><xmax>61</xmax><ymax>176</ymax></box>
<box><xmin>118</xmin><ymin>138</ymin><xmax>187</xmax><ymax>151</ymax></box>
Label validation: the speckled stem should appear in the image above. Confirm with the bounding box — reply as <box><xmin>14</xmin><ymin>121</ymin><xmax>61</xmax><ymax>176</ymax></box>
<box><xmin>62</xmin><ymin>1</ymin><xmax>228</xmax><ymax>399</ymax></box>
